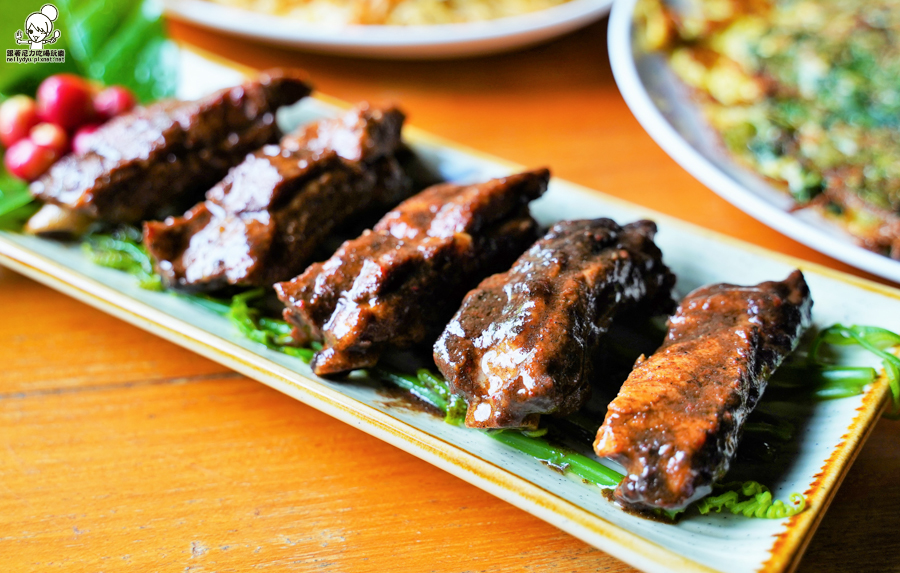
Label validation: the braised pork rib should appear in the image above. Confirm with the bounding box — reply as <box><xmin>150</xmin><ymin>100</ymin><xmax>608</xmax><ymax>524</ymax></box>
<box><xmin>434</xmin><ymin>218</ymin><xmax>675</xmax><ymax>429</ymax></box>
<box><xmin>143</xmin><ymin>105</ymin><xmax>410</xmax><ymax>290</ymax></box>
<box><xmin>31</xmin><ymin>69</ymin><xmax>312</xmax><ymax>224</ymax></box>
<box><xmin>275</xmin><ymin>169</ymin><xmax>549</xmax><ymax>375</ymax></box>
<box><xmin>594</xmin><ymin>271</ymin><xmax>813</xmax><ymax>510</ymax></box>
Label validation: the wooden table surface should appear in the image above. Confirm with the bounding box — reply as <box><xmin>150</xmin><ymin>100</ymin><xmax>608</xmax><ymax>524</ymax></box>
<box><xmin>2</xmin><ymin>16</ymin><xmax>899</xmax><ymax>572</ymax></box>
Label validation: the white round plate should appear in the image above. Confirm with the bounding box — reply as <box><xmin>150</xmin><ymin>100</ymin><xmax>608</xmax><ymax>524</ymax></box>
<box><xmin>163</xmin><ymin>0</ymin><xmax>612</xmax><ymax>58</ymax></box>
<box><xmin>608</xmin><ymin>0</ymin><xmax>900</xmax><ymax>284</ymax></box>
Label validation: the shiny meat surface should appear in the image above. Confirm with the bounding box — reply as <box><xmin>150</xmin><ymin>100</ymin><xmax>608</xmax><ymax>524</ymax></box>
<box><xmin>275</xmin><ymin>169</ymin><xmax>549</xmax><ymax>375</ymax></box>
<box><xmin>31</xmin><ymin>70</ymin><xmax>311</xmax><ymax>224</ymax></box>
<box><xmin>433</xmin><ymin>219</ymin><xmax>675</xmax><ymax>429</ymax></box>
<box><xmin>594</xmin><ymin>271</ymin><xmax>813</xmax><ymax>510</ymax></box>
<box><xmin>143</xmin><ymin>105</ymin><xmax>410</xmax><ymax>290</ymax></box>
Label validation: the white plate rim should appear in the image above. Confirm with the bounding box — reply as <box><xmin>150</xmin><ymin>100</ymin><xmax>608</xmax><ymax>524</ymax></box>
<box><xmin>607</xmin><ymin>0</ymin><xmax>900</xmax><ymax>284</ymax></box>
<box><xmin>163</xmin><ymin>0</ymin><xmax>612</xmax><ymax>57</ymax></box>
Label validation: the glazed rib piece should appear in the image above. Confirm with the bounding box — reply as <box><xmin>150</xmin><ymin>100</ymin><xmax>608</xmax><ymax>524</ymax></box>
<box><xmin>275</xmin><ymin>169</ymin><xmax>549</xmax><ymax>375</ymax></box>
<box><xmin>594</xmin><ymin>271</ymin><xmax>813</xmax><ymax>511</ymax></box>
<box><xmin>30</xmin><ymin>69</ymin><xmax>312</xmax><ymax>224</ymax></box>
<box><xmin>434</xmin><ymin>219</ymin><xmax>676</xmax><ymax>430</ymax></box>
<box><xmin>143</xmin><ymin>105</ymin><xmax>411</xmax><ymax>290</ymax></box>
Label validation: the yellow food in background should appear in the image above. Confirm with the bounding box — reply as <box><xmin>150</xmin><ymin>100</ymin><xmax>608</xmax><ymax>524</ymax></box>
<box><xmin>206</xmin><ymin>0</ymin><xmax>573</xmax><ymax>24</ymax></box>
<box><xmin>641</xmin><ymin>0</ymin><xmax>900</xmax><ymax>258</ymax></box>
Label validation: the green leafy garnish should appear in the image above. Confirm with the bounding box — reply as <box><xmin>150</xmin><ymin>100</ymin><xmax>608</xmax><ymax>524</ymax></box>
<box><xmin>82</xmin><ymin>226</ymin><xmax>163</xmax><ymax>291</ymax></box>
<box><xmin>0</xmin><ymin>172</ymin><xmax>33</xmax><ymax>222</ymax></box>
<box><xmin>771</xmin><ymin>364</ymin><xmax>878</xmax><ymax>400</ymax></box>
<box><xmin>488</xmin><ymin>429</ymin><xmax>623</xmax><ymax>487</ymax></box>
<box><xmin>0</xmin><ymin>195</ymin><xmax>39</xmax><ymax>230</ymax></box>
<box><xmin>696</xmin><ymin>481</ymin><xmax>806</xmax><ymax>519</ymax></box>
<box><xmin>416</xmin><ymin>368</ymin><xmax>467</xmax><ymax>425</ymax></box>
<box><xmin>371</xmin><ymin>366</ymin><xmax>466</xmax><ymax>426</ymax></box>
<box><xmin>226</xmin><ymin>289</ymin><xmax>314</xmax><ymax>362</ymax></box>
<box><xmin>65</xmin><ymin>0</ymin><xmax>178</xmax><ymax>103</ymax></box>
<box><xmin>805</xmin><ymin>324</ymin><xmax>900</xmax><ymax>415</ymax></box>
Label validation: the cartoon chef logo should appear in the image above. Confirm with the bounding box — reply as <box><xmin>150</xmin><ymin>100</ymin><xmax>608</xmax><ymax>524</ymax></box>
<box><xmin>16</xmin><ymin>4</ymin><xmax>62</xmax><ymax>51</ymax></box>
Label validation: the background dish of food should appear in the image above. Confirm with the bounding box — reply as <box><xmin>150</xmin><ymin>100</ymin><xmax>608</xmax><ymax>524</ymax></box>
<box><xmin>161</xmin><ymin>0</ymin><xmax>612</xmax><ymax>58</ymax></box>
<box><xmin>204</xmin><ymin>0</ymin><xmax>573</xmax><ymax>25</ymax></box>
<box><xmin>0</xmin><ymin>48</ymin><xmax>896</xmax><ymax>573</ymax></box>
<box><xmin>607</xmin><ymin>0</ymin><xmax>900</xmax><ymax>284</ymax></box>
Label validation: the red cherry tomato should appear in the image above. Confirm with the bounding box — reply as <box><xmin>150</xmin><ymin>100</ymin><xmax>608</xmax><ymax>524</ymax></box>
<box><xmin>36</xmin><ymin>74</ymin><xmax>96</xmax><ymax>131</ymax></box>
<box><xmin>0</xmin><ymin>95</ymin><xmax>39</xmax><ymax>148</ymax></box>
<box><xmin>30</xmin><ymin>122</ymin><xmax>69</xmax><ymax>156</ymax></box>
<box><xmin>4</xmin><ymin>139</ymin><xmax>58</xmax><ymax>181</ymax></box>
<box><xmin>71</xmin><ymin>123</ymin><xmax>101</xmax><ymax>155</ymax></box>
<box><xmin>94</xmin><ymin>85</ymin><xmax>136</xmax><ymax>121</ymax></box>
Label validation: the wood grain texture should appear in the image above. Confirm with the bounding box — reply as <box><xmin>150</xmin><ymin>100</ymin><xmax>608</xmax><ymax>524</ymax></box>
<box><xmin>0</xmin><ymin>267</ymin><xmax>230</xmax><ymax>395</ymax></box>
<box><xmin>0</xmin><ymin>374</ymin><xmax>612</xmax><ymax>572</ymax></box>
<box><xmin>0</xmin><ymin>14</ymin><xmax>897</xmax><ymax>573</ymax></box>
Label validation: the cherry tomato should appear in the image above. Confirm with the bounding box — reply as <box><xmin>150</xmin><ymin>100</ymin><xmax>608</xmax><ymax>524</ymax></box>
<box><xmin>94</xmin><ymin>85</ymin><xmax>136</xmax><ymax>121</ymax></box>
<box><xmin>4</xmin><ymin>138</ymin><xmax>58</xmax><ymax>181</ymax></box>
<box><xmin>0</xmin><ymin>95</ymin><xmax>39</xmax><ymax>148</ymax></box>
<box><xmin>71</xmin><ymin>123</ymin><xmax>101</xmax><ymax>155</ymax></box>
<box><xmin>30</xmin><ymin>122</ymin><xmax>69</xmax><ymax>156</ymax></box>
<box><xmin>36</xmin><ymin>74</ymin><xmax>96</xmax><ymax>131</ymax></box>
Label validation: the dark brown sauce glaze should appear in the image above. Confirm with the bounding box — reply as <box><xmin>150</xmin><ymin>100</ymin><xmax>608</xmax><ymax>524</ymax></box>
<box><xmin>275</xmin><ymin>169</ymin><xmax>549</xmax><ymax>376</ymax></box>
<box><xmin>31</xmin><ymin>69</ymin><xmax>312</xmax><ymax>224</ymax></box>
<box><xmin>433</xmin><ymin>219</ymin><xmax>675</xmax><ymax>430</ymax></box>
<box><xmin>143</xmin><ymin>105</ymin><xmax>410</xmax><ymax>290</ymax></box>
<box><xmin>594</xmin><ymin>270</ymin><xmax>813</xmax><ymax>511</ymax></box>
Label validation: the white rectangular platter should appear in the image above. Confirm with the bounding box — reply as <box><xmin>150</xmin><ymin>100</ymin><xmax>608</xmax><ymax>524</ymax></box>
<box><xmin>0</xmin><ymin>49</ymin><xmax>894</xmax><ymax>573</ymax></box>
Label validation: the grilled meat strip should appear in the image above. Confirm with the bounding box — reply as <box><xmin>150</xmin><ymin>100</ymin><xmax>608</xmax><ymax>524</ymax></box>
<box><xmin>594</xmin><ymin>270</ymin><xmax>812</xmax><ymax>511</ymax></box>
<box><xmin>143</xmin><ymin>105</ymin><xmax>411</xmax><ymax>290</ymax></box>
<box><xmin>30</xmin><ymin>70</ymin><xmax>311</xmax><ymax>224</ymax></box>
<box><xmin>275</xmin><ymin>169</ymin><xmax>549</xmax><ymax>376</ymax></box>
<box><xmin>434</xmin><ymin>219</ymin><xmax>676</xmax><ymax>430</ymax></box>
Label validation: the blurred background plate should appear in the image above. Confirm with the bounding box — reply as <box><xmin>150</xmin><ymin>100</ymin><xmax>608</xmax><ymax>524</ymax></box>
<box><xmin>162</xmin><ymin>0</ymin><xmax>612</xmax><ymax>58</ymax></box>
<box><xmin>607</xmin><ymin>0</ymin><xmax>900</xmax><ymax>284</ymax></box>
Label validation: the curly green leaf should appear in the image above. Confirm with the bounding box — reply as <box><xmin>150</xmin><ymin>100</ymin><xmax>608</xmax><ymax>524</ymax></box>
<box><xmin>806</xmin><ymin>324</ymin><xmax>900</xmax><ymax>415</ymax></box>
<box><xmin>696</xmin><ymin>481</ymin><xmax>805</xmax><ymax>519</ymax></box>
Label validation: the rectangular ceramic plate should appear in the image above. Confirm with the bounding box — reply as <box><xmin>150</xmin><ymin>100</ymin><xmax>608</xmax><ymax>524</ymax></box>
<box><xmin>0</xmin><ymin>49</ymin><xmax>894</xmax><ymax>573</ymax></box>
